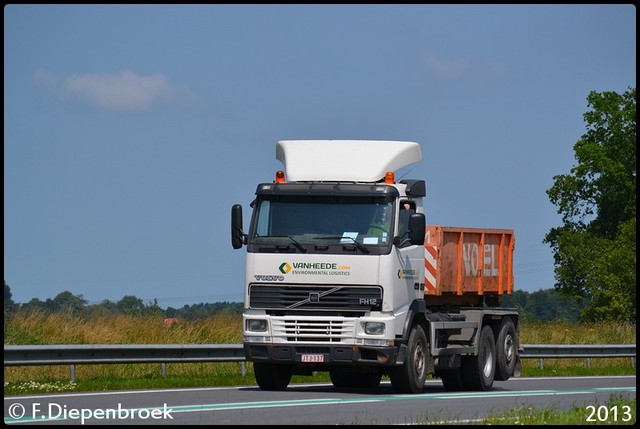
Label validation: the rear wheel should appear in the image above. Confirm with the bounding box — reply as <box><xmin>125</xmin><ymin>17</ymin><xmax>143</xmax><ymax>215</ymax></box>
<box><xmin>438</xmin><ymin>368</ymin><xmax>464</xmax><ymax>391</ymax></box>
<box><xmin>495</xmin><ymin>317</ymin><xmax>518</xmax><ymax>381</ymax></box>
<box><xmin>360</xmin><ymin>372</ymin><xmax>383</xmax><ymax>388</ymax></box>
<box><xmin>461</xmin><ymin>325</ymin><xmax>496</xmax><ymax>391</ymax></box>
<box><xmin>253</xmin><ymin>362</ymin><xmax>292</xmax><ymax>391</ymax></box>
<box><xmin>390</xmin><ymin>324</ymin><xmax>429</xmax><ymax>393</ymax></box>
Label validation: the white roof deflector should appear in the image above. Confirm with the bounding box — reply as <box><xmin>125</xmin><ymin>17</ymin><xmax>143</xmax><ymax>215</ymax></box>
<box><xmin>276</xmin><ymin>140</ymin><xmax>422</xmax><ymax>182</ymax></box>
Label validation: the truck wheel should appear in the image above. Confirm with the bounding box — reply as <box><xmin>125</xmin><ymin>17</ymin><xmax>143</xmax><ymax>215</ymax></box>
<box><xmin>329</xmin><ymin>370</ymin><xmax>352</xmax><ymax>388</ymax></box>
<box><xmin>390</xmin><ymin>324</ymin><xmax>428</xmax><ymax>393</ymax></box>
<box><xmin>253</xmin><ymin>362</ymin><xmax>292</xmax><ymax>391</ymax></box>
<box><xmin>461</xmin><ymin>325</ymin><xmax>496</xmax><ymax>391</ymax></box>
<box><xmin>360</xmin><ymin>372</ymin><xmax>383</xmax><ymax>388</ymax></box>
<box><xmin>495</xmin><ymin>317</ymin><xmax>518</xmax><ymax>381</ymax></box>
<box><xmin>437</xmin><ymin>369</ymin><xmax>464</xmax><ymax>391</ymax></box>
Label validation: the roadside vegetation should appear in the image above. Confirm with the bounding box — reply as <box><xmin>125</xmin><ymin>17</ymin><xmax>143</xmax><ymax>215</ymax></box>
<box><xmin>416</xmin><ymin>395</ymin><xmax>636</xmax><ymax>425</ymax></box>
<box><xmin>4</xmin><ymin>311</ymin><xmax>635</xmax><ymax>396</ymax></box>
<box><xmin>3</xmin><ymin>312</ymin><xmax>636</xmax><ymax>425</ymax></box>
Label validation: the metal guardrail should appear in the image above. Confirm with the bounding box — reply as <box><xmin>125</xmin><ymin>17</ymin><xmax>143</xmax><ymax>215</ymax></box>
<box><xmin>4</xmin><ymin>343</ymin><xmax>636</xmax><ymax>381</ymax></box>
<box><xmin>3</xmin><ymin>344</ymin><xmax>246</xmax><ymax>366</ymax></box>
<box><xmin>521</xmin><ymin>344</ymin><xmax>636</xmax><ymax>359</ymax></box>
<box><xmin>520</xmin><ymin>344</ymin><xmax>636</xmax><ymax>370</ymax></box>
<box><xmin>4</xmin><ymin>344</ymin><xmax>636</xmax><ymax>366</ymax></box>
<box><xmin>3</xmin><ymin>344</ymin><xmax>247</xmax><ymax>381</ymax></box>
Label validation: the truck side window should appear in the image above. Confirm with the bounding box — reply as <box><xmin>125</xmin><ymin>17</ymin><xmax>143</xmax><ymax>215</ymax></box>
<box><xmin>254</xmin><ymin>200</ymin><xmax>271</xmax><ymax>236</ymax></box>
<box><xmin>397</xmin><ymin>201</ymin><xmax>415</xmax><ymax>239</ymax></box>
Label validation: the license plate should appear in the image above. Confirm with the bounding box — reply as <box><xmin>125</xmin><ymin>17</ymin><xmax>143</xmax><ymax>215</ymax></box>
<box><xmin>301</xmin><ymin>354</ymin><xmax>324</xmax><ymax>363</ymax></box>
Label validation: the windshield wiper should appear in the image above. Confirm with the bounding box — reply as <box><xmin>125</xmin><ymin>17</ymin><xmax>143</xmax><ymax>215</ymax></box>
<box><xmin>343</xmin><ymin>236</ymin><xmax>370</xmax><ymax>254</ymax></box>
<box><xmin>313</xmin><ymin>236</ymin><xmax>370</xmax><ymax>254</ymax></box>
<box><xmin>288</xmin><ymin>236</ymin><xmax>307</xmax><ymax>253</ymax></box>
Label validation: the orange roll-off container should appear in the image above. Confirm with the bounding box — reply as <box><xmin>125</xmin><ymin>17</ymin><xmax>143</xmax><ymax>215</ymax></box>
<box><xmin>424</xmin><ymin>225</ymin><xmax>515</xmax><ymax>306</ymax></box>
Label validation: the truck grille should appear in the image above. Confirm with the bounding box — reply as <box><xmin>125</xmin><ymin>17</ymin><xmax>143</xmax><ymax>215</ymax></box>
<box><xmin>249</xmin><ymin>284</ymin><xmax>383</xmax><ymax>312</ymax></box>
<box><xmin>272</xmin><ymin>317</ymin><xmax>356</xmax><ymax>342</ymax></box>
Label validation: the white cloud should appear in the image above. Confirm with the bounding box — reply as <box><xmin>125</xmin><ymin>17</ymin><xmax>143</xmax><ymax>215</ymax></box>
<box><xmin>33</xmin><ymin>69</ymin><xmax>194</xmax><ymax>111</ymax></box>
<box><xmin>422</xmin><ymin>55</ymin><xmax>471</xmax><ymax>80</ymax></box>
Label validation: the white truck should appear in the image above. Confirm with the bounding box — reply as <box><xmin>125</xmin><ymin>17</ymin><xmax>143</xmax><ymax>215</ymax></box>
<box><xmin>231</xmin><ymin>140</ymin><xmax>520</xmax><ymax>393</ymax></box>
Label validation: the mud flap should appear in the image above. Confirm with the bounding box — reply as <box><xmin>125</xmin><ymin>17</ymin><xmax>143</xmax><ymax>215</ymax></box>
<box><xmin>395</xmin><ymin>343</ymin><xmax>407</xmax><ymax>365</ymax></box>
<box><xmin>514</xmin><ymin>354</ymin><xmax>522</xmax><ymax>377</ymax></box>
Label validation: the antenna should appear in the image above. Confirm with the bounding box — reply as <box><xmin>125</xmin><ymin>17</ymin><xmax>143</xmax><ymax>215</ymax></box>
<box><xmin>397</xmin><ymin>169</ymin><xmax>412</xmax><ymax>181</ymax></box>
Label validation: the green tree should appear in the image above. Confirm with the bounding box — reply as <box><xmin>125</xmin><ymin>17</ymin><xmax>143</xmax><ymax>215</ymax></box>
<box><xmin>86</xmin><ymin>299</ymin><xmax>119</xmax><ymax>317</ymax></box>
<box><xmin>165</xmin><ymin>306</ymin><xmax>178</xmax><ymax>318</ymax></box>
<box><xmin>22</xmin><ymin>297</ymin><xmax>48</xmax><ymax>314</ymax></box>
<box><xmin>116</xmin><ymin>295</ymin><xmax>145</xmax><ymax>315</ymax></box>
<box><xmin>502</xmin><ymin>289</ymin><xmax>585</xmax><ymax>323</ymax></box>
<box><xmin>4</xmin><ymin>281</ymin><xmax>17</xmax><ymax>337</ymax></box>
<box><xmin>544</xmin><ymin>87</ymin><xmax>636</xmax><ymax>322</ymax></box>
<box><xmin>51</xmin><ymin>291</ymin><xmax>88</xmax><ymax>315</ymax></box>
<box><xmin>144</xmin><ymin>298</ymin><xmax>164</xmax><ymax>317</ymax></box>
<box><xmin>4</xmin><ymin>281</ymin><xmax>16</xmax><ymax>313</ymax></box>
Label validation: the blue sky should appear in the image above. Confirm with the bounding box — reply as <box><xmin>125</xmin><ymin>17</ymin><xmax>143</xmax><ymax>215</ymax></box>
<box><xmin>4</xmin><ymin>4</ymin><xmax>636</xmax><ymax>307</ymax></box>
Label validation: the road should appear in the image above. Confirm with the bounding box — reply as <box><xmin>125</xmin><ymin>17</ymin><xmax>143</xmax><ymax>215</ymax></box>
<box><xmin>4</xmin><ymin>376</ymin><xmax>636</xmax><ymax>425</ymax></box>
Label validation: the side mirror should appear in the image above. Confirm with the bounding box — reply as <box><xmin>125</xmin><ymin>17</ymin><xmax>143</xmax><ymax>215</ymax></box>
<box><xmin>231</xmin><ymin>204</ymin><xmax>246</xmax><ymax>249</ymax></box>
<box><xmin>408</xmin><ymin>213</ymin><xmax>425</xmax><ymax>245</ymax></box>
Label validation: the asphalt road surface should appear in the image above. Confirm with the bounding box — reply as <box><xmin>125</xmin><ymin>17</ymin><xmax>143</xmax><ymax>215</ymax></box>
<box><xmin>4</xmin><ymin>376</ymin><xmax>636</xmax><ymax>425</ymax></box>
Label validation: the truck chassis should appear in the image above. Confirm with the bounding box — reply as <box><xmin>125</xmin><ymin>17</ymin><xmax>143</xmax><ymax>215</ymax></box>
<box><xmin>245</xmin><ymin>305</ymin><xmax>519</xmax><ymax>393</ymax></box>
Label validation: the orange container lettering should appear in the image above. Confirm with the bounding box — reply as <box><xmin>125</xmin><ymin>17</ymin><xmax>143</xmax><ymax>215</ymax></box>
<box><xmin>424</xmin><ymin>226</ymin><xmax>515</xmax><ymax>305</ymax></box>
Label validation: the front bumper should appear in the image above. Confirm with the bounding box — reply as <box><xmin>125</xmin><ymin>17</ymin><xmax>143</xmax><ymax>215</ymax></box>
<box><xmin>244</xmin><ymin>343</ymin><xmax>400</xmax><ymax>367</ymax></box>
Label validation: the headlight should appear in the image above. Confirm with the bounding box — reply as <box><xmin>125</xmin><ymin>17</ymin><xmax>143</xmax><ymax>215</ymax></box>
<box><xmin>246</xmin><ymin>319</ymin><xmax>268</xmax><ymax>332</ymax></box>
<box><xmin>364</xmin><ymin>322</ymin><xmax>385</xmax><ymax>335</ymax></box>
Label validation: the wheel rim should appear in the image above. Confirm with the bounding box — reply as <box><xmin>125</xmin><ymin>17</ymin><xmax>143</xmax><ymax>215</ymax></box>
<box><xmin>414</xmin><ymin>340</ymin><xmax>426</xmax><ymax>378</ymax></box>
<box><xmin>503</xmin><ymin>334</ymin><xmax>514</xmax><ymax>365</ymax></box>
<box><xmin>482</xmin><ymin>340</ymin><xmax>494</xmax><ymax>378</ymax></box>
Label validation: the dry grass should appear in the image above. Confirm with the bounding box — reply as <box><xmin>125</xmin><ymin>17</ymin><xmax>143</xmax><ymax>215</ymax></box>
<box><xmin>4</xmin><ymin>311</ymin><xmax>243</xmax><ymax>383</ymax></box>
<box><xmin>4</xmin><ymin>311</ymin><xmax>242</xmax><ymax>345</ymax></box>
<box><xmin>518</xmin><ymin>320</ymin><xmax>636</xmax><ymax>370</ymax></box>
<box><xmin>3</xmin><ymin>312</ymin><xmax>636</xmax><ymax>383</ymax></box>
<box><xmin>519</xmin><ymin>320</ymin><xmax>635</xmax><ymax>345</ymax></box>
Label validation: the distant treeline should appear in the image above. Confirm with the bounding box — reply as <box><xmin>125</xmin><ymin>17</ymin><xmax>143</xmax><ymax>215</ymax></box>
<box><xmin>5</xmin><ymin>282</ymin><xmax>586</xmax><ymax>322</ymax></box>
<box><xmin>3</xmin><ymin>283</ymin><xmax>243</xmax><ymax>320</ymax></box>
<box><xmin>500</xmin><ymin>289</ymin><xmax>587</xmax><ymax>323</ymax></box>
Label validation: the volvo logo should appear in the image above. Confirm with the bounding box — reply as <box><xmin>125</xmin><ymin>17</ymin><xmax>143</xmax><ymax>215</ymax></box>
<box><xmin>287</xmin><ymin>287</ymin><xmax>341</xmax><ymax>309</ymax></box>
<box><xmin>254</xmin><ymin>275</ymin><xmax>285</xmax><ymax>281</ymax></box>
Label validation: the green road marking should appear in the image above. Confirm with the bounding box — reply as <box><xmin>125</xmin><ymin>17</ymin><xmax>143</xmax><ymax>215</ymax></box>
<box><xmin>5</xmin><ymin>387</ymin><xmax>635</xmax><ymax>423</ymax></box>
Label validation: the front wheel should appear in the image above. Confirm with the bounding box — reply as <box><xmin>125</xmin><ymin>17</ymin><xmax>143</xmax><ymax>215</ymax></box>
<box><xmin>253</xmin><ymin>362</ymin><xmax>292</xmax><ymax>391</ymax></box>
<box><xmin>390</xmin><ymin>324</ymin><xmax>429</xmax><ymax>393</ymax></box>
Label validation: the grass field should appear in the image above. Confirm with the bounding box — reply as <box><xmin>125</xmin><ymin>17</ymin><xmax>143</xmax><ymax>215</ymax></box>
<box><xmin>3</xmin><ymin>312</ymin><xmax>636</xmax><ymax>393</ymax></box>
<box><xmin>4</xmin><ymin>312</ymin><xmax>635</xmax><ymax>424</ymax></box>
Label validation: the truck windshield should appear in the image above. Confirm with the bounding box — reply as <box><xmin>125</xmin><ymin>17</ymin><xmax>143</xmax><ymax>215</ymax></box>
<box><xmin>249</xmin><ymin>195</ymin><xmax>395</xmax><ymax>253</ymax></box>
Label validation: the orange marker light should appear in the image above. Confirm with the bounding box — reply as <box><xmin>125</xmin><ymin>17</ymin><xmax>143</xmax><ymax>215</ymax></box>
<box><xmin>275</xmin><ymin>170</ymin><xmax>286</xmax><ymax>183</ymax></box>
<box><xmin>385</xmin><ymin>171</ymin><xmax>395</xmax><ymax>184</ymax></box>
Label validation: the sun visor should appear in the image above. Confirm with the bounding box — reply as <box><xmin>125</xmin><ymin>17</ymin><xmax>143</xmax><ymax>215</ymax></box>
<box><xmin>275</xmin><ymin>140</ymin><xmax>422</xmax><ymax>182</ymax></box>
